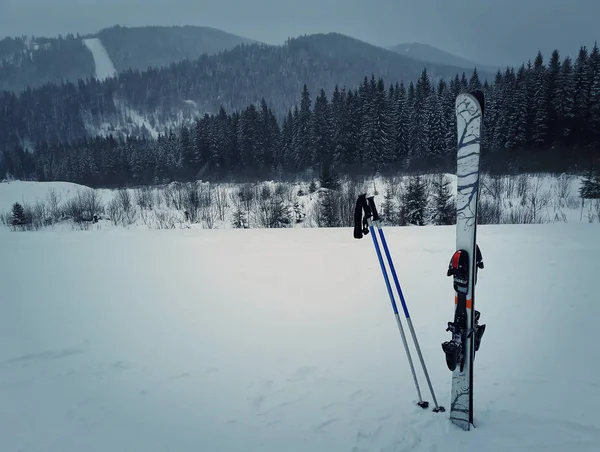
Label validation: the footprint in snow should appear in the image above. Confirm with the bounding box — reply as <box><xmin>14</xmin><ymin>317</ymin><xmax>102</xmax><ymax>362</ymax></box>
<box><xmin>314</xmin><ymin>417</ymin><xmax>339</xmax><ymax>432</ymax></box>
<box><xmin>288</xmin><ymin>365</ymin><xmax>318</xmax><ymax>381</ymax></box>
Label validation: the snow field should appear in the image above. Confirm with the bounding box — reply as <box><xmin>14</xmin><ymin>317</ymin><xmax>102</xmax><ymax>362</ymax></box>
<box><xmin>1</xmin><ymin>223</ymin><xmax>599</xmax><ymax>451</ymax></box>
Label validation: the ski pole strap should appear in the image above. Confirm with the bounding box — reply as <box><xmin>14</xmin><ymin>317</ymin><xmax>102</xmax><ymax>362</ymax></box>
<box><xmin>353</xmin><ymin>194</ymin><xmax>371</xmax><ymax>239</ymax></box>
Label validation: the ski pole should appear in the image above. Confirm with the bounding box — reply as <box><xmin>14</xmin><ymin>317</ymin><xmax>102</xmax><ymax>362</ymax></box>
<box><xmin>365</xmin><ymin>195</ymin><xmax>445</xmax><ymax>413</ymax></box>
<box><xmin>354</xmin><ymin>194</ymin><xmax>428</xmax><ymax>409</ymax></box>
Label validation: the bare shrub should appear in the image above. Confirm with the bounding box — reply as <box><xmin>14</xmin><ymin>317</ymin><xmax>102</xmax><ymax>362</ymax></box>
<box><xmin>505</xmin><ymin>176</ymin><xmax>517</xmax><ymax>198</ymax></box>
<box><xmin>0</xmin><ymin>210</ymin><xmax>11</xmax><ymax>227</ymax></box>
<box><xmin>524</xmin><ymin>177</ymin><xmax>551</xmax><ymax>223</ymax></box>
<box><xmin>274</xmin><ymin>182</ymin><xmax>287</xmax><ymax>198</ymax></box>
<box><xmin>107</xmin><ymin>200</ymin><xmax>122</xmax><ymax>225</ymax></box>
<box><xmin>309</xmin><ymin>180</ymin><xmax>365</xmax><ymax>228</ymax></box>
<box><xmin>552</xmin><ymin>212</ymin><xmax>568</xmax><ymax>223</ymax></box>
<box><xmin>566</xmin><ymin>195</ymin><xmax>580</xmax><ymax>210</ymax></box>
<box><xmin>138</xmin><ymin>209</ymin><xmax>178</xmax><ymax>229</ymax></box>
<box><xmin>255</xmin><ymin>183</ymin><xmax>291</xmax><ymax>228</ymax></box>
<box><xmin>135</xmin><ymin>186</ymin><xmax>155</xmax><ymax>210</ymax></box>
<box><xmin>107</xmin><ymin>200</ymin><xmax>136</xmax><ymax>227</ymax></box>
<box><xmin>516</xmin><ymin>174</ymin><xmax>530</xmax><ymax>199</ymax></box>
<box><xmin>339</xmin><ymin>180</ymin><xmax>364</xmax><ymax>227</ymax></box>
<box><xmin>281</xmin><ymin>183</ymin><xmax>297</xmax><ymax>205</ymax></box>
<box><xmin>163</xmin><ymin>182</ymin><xmax>187</xmax><ymax>210</ymax></box>
<box><xmin>198</xmin><ymin>184</ymin><xmax>216</xmax><ymax>228</ymax></box>
<box><xmin>46</xmin><ymin>188</ymin><xmax>63</xmax><ymax>222</ymax></box>
<box><xmin>481</xmin><ymin>173</ymin><xmax>505</xmax><ymax>201</ymax></box>
<box><xmin>478</xmin><ymin>197</ymin><xmax>502</xmax><ymax>224</ymax></box>
<box><xmin>503</xmin><ymin>205</ymin><xmax>534</xmax><ymax>224</ymax></box>
<box><xmin>594</xmin><ymin>200</ymin><xmax>600</xmax><ymax>223</ymax></box>
<box><xmin>212</xmin><ymin>184</ymin><xmax>230</xmax><ymax>222</ymax></box>
<box><xmin>233</xmin><ymin>183</ymin><xmax>256</xmax><ymax>227</ymax></box>
<box><xmin>116</xmin><ymin>188</ymin><xmax>133</xmax><ymax>213</ymax></box>
<box><xmin>31</xmin><ymin>200</ymin><xmax>51</xmax><ymax>229</ymax></box>
<box><xmin>161</xmin><ymin>184</ymin><xmax>173</xmax><ymax>208</ymax></box>
<box><xmin>182</xmin><ymin>182</ymin><xmax>202</xmax><ymax>222</ymax></box>
<box><xmin>554</xmin><ymin>173</ymin><xmax>572</xmax><ymax>204</ymax></box>
<box><xmin>64</xmin><ymin>188</ymin><xmax>103</xmax><ymax>223</ymax></box>
<box><xmin>155</xmin><ymin>211</ymin><xmax>178</xmax><ymax>229</ymax></box>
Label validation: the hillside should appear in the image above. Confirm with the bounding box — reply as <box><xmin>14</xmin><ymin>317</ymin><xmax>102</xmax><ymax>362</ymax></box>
<box><xmin>0</xmin><ymin>25</ymin><xmax>257</xmax><ymax>93</ymax></box>
<box><xmin>389</xmin><ymin>42</ymin><xmax>498</xmax><ymax>72</ymax></box>
<box><xmin>0</xmin><ymin>31</ymin><xmax>495</xmax><ymax>149</ymax></box>
<box><xmin>1</xmin><ymin>220</ymin><xmax>599</xmax><ymax>451</ymax></box>
<box><xmin>96</xmin><ymin>25</ymin><xmax>257</xmax><ymax>72</ymax></box>
<box><xmin>0</xmin><ymin>34</ymin><xmax>96</xmax><ymax>93</ymax></box>
<box><xmin>293</xmin><ymin>33</ymin><xmax>486</xmax><ymax>81</ymax></box>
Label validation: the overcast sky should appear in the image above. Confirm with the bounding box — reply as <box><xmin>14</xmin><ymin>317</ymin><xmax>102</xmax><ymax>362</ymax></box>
<box><xmin>1</xmin><ymin>0</ymin><xmax>597</xmax><ymax>67</ymax></box>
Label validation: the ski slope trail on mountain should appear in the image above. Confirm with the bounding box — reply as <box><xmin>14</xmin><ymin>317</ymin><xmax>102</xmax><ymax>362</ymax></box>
<box><xmin>1</xmin><ymin>224</ymin><xmax>599</xmax><ymax>451</ymax></box>
<box><xmin>83</xmin><ymin>37</ymin><xmax>117</xmax><ymax>81</ymax></box>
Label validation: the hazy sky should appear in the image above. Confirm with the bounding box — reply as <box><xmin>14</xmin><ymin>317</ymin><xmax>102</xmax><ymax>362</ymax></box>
<box><xmin>1</xmin><ymin>0</ymin><xmax>598</xmax><ymax>67</ymax></box>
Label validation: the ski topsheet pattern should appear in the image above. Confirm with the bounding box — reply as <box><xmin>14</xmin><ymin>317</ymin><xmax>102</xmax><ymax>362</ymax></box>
<box><xmin>441</xmin><ymin>90</ymin><xmax>486</xmax><ymax>431</ymax></box>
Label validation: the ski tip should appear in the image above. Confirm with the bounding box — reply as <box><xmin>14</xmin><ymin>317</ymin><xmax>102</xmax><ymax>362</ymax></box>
<box><xmin>433</xmin><ymin>406</ymin><xmax>446</xmax><ymax>413</ymax></box>
<box><xmin>455</xmin><ymin>91</ymin><xmax>484</xmax><ymax>120</ymax></box>
<box><xmin>417</xmin><ymin>401</ymin><xmax>430</xmax><ymax>409</ymax></box>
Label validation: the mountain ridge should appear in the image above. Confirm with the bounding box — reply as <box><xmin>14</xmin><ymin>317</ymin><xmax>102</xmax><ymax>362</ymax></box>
<box><xmin>0</xmin><ymin>24</ymin><xmax>259</xmax><ymax>92</ymax></box>
<box><xmin>0</xmin><ymin>26</ymin><xmax>494</xmax><ymax>94</ymax></box>
<box><xmin>388</xmin><ymin>42</ymin><xmax>499</xmax><ymax>72</ymax></box>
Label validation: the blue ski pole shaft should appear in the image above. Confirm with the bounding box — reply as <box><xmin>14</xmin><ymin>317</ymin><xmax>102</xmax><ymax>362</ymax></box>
<box><xmin>366</xmin><ymin>218</ymin><xmax>427</xmax><ymax>408</ymax></box>
<box><xmin>367</xmin><ymin>197</ymin><xmax>444</xmax><ymax>413</ymax></box>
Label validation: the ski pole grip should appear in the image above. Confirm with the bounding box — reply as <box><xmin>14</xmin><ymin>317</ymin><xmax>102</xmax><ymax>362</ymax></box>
<box><xmin>367</xmin><ymin>196</ymin><xmax>380</xmax><ymax>222</ymax></box>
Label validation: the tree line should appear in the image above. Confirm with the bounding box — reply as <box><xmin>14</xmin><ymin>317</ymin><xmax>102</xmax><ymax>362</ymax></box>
<box><xmin>2</xmin><ymin>44</ymin><xmax>600</xmax><ymax>187</ymax></box>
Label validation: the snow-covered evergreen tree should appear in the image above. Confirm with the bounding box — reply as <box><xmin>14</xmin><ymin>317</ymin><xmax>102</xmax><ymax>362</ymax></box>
<box><xmin>311</xmin><ymin>88</ymin><xmax>332</xmax><ymax>168</ymax></box>
<box><xmin>11</xmin><ymin>202</ymin><xmax>27</xmax><ymax>227</ymax></box>
<box><xmin>532</xmin><ymin>52</ymin><xmax>549</xmax><ymax>146</ymax></box>
<box><xmin>430</xmin><ymin>173</ymin><xmax>455</xmax><ymax>225</ymax></box>
<box><xmin>404</xmin><ymin>175</ymin><xmax>428</xmax><ymax>226</ymax></box>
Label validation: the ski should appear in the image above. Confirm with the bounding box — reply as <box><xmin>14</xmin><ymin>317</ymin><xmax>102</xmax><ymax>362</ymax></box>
<box><xmin>441</xmin><ymin>89</ymin><xmax>486</xmax><ymax>431</ymax></box>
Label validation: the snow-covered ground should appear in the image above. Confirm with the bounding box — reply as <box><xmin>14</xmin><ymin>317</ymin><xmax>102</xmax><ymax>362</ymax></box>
<box><xmin>1</xmin><ymin>222</ymin><xmax>599</xmax><ymax>451</ymax></box>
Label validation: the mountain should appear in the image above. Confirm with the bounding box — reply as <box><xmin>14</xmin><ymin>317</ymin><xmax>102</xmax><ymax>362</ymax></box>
<box><xmin>95</xmin><ymin>25</ymin><xmax>258</xmax><ymax>72</ymax></box>
<box><xmin>0</xmin><ymin>32</ymin><xmax>493</xmax><ymax>148</ymax></box>
<box><xmin>0</xmin><ymin>25</ymin><xmax>257</xmax><ymax>93</ymax></box>
<box><xmin>389</xmin><ymin>43</ymin><xmax>498</xmax><ymax>72</ymax></box>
